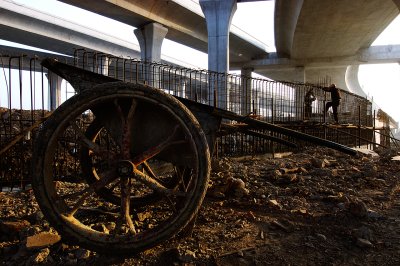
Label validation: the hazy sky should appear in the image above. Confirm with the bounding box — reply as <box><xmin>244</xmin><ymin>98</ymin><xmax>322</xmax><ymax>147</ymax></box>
<box><xmin>1</xmin><ymin>0</ymin><xmax>399</xmax><ymax>122</ymax></box>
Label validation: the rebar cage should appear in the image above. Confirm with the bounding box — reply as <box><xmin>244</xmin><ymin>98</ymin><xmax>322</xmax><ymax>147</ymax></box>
<box><xmin>0</xmin><ymin>51</ymin><xmax>376</xmax><ymax>190</ymax></box>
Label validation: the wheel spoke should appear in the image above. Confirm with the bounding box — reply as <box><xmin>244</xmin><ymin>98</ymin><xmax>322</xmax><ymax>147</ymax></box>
<box><xmin>121</xmin><ymin>99</ymin><xmax>137</xmax><ymax>160</ymax></box>
<box><xmin>63</xmin><ymin>169</ymin><xmax>118</xmax><ymax>216</ymax></box>
<box><xmin>70</xmin><ymin>121</ymin><xmax>108</xmax><ymax>155</ymax></box>
<box><xmin>126</xmin><ymin>98</ymin><xmax>137</xmax><ymax>124</ymax></box>
<box><xmin>119</xmin><ymin>178</ymin><xmax>136</xmax><ymax>234</ymax></box>
<box><xmin>113</xmin><ymin>99</ymin><xmax>125</xmax><ymax>124</ymax></box>
<box><xmin>132</xmin><ymin>125</ymin><xmax>186</xmax><ymax>166</ymax></box>
<box><xmin>133</xmin><ymin>168</ymin><xmax>186</xmax><ymax>197</ymax></box>
<box><xmin>142</xmin><ymin>161</ymin><xmax>169</xmax><ymax>186</ymax></box>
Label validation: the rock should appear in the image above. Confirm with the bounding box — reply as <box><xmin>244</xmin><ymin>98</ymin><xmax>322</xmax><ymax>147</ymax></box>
<box><xmin>331</xmin><ymin>169</ymin><xmax>339</xmax><ymax>177</ymax></box>
<box><xmin>273</xmin><ymin>169</ymin><xmax>282</xmax><ymax>178</ymax></box>
<box><xmin>0</xmin><ymin>220</ymin><xmax>31</xmax><ymax>238</ymax></box>
<box><xmin>363</xmin><ymin>164</ymin><xmax>378</xmax><ymax>177</ymax></box>
<box><xmin>28</xmin><ymin>210</ymin><xmax>45</xmax><ymax>223</ymax></box>
<box><xmin>212</xmin><ymin>158</ymin><xmax>232</xmax><ymax>172</ymax></box>
<box><xmin>2</xmin><ymin>244</ymin><xmax>19</xmax><ymax>255</ymax></box>
<box><xmin>352</xmin><ymin>226</ymin><xmax>373</xmax><ymax>241</ymax></box>
<box><xmin>65</xmin><ymin>257</ymin><xmax>78</xmax><ymax>265</ymax></box>
<box><xmin>209</xmin><ymin>191</ymin><xmax>226</xmax><ymax>198</ymax></box>
<box><xmin>279</xmin><ymin>167</ymin><xmax>301</xmax><ymax>174</ymax></box>
<box><xmin>19</xmin><ymin>225</ymin><xmax>42</xmax><ymax>240</ymax></box>
<box><xmin>277</xmin><ymin>174</ymin><xmax>298</xmax><ymax>184</ymax></box>
<box><xmin>316</xmin><ymin>233</ymin><xmax>327</xmax><ymax>241</ymax></box>
<box><xmin>299</xmin><ymin>167</ymin><xmax>309</xmax><ymax>174</ymax></box>
<box><xmin>367</xmin><ymin>210</ymin><xmax>383</xmax><ymax>219</ymax></box>
<box><xmin>29</xmin><ymin>247</ymin><xmax>51</xmax><ymax>264</ymax></box>
<box><xmin>26</xmin><ymin>232</ymin><xmax>61</xmax><ymax>249</ymax></box>
<box><xmin>158</xmin><ymin>248</ymin><xmax>181</xmax><ymax>264</ymax></box>
<box><xmin>91</xmin><ymin>223</ymin><xmax>109</xmax><ymax>234</ymax></box>
<box><xmin>310</xmin><ymin>158</ymin><xmax>330</xmax><ymax>168</ymax></box>
<box><xmin>180</xmin><ymin>249</ymin><xmax>196</xmax><ymax>262</ymax></box>
<box><xmin>312</xmin><ymin>168</ymin><xmax>332</xmax><ymax>177</ymax></box>
<box><xmin>270</xmin><ymin>219</ymin><xmax>292</xmax><ymax>232</ymax></box>
<box><xmin>268</xmin><ymin>199</ymin><xmax>282</xmax><ymax>209</ymax></box>
<box><xmin>355</xmin><ymin>238</ymin><xmax>373</xmax><ymax>248</ymax></box>
<box><xmin>137</xmin><ymin>212</ymin><xmax>151</xmax><ymax>222</ymax></box>
<box><xmin>75</xmin><ymin>248</ymin><xmax>91</xmax><ymax>260</ymax></box>
<box><xmin>227</xmin><ymin>177</ymin><xmax>249</xmax><ymax>198</ymax></box>
<box><xmin>259</xmin><ymin>230</ymin><xmax>265</xmax><ymax>240</ymax></box>
<box><xmin>105</xmin><ymin>222</ymin><xmax>116</xmax><ymax>232</ymax></box>
<box><xmin>348</xmin><ymin>199</ymin><xmax>368</xmax><ymax>218</ymax></box>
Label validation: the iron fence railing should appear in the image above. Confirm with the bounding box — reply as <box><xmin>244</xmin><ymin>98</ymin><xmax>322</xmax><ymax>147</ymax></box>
<box><xmin>0</xmin><ymin>51</ymin><xmax>377</xmax><ymax>189</ymax></box>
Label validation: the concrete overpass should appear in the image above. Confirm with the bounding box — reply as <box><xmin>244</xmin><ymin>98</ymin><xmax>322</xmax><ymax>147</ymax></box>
<box><xmin>262</xmin><ymin>0</ymin><xmax>400</xmax><ymax>94</ymax></box>
<box><xmin>56</xmin><ymin>0</ymin><xmax>268</xmax><ymax>63</ymax></box>
<box><xmin>0</xmin><ymin>0</ymin><xmax>218</xmax><ymax>69</ymax></box>
<box><xmin>56</xmin><ymin>0</ymin><xmax>400</xmax><ymax>95</ymax></box>
<box><xmin>2</xmin><ymin>0</ymin><xmax>400</xmax><ymax>97</ymax></box>
<box><xmin>0</xmin><ymin>0</ymin><xmax>141</xmax><ymax>58</ymax></box>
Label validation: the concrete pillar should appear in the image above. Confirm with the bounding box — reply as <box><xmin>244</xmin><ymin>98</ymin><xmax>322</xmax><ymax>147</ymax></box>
<box><xmin>345</xmin><ymin>65</ymin><xmax>367</xmax><ymax>97</ymax></box>
<box><xmin>241</xmin><ymin>67</ymin><xmax>253</xmax><ymax>115</ymax></box>
<box><xmin>134</xmin><ymin>23</ymin><xmax>168</xmax><ymax>62</ymax></box>
<box><xmin>200</xmin><ymin>0</ymin><xmax>237</xmax><ymax>73</ymax></box>
<box><xmin>46</xmin><ymin>71</ymin><xmax>62</xmax><ymax>111</ymax></box>
<box><xmin>200</xmin><ymin>0</ymin><xmax>237</xmax><ymax>109</ymax></box>
<box><xmin>94</xmin><ymin>55</ymin><xmax>109</xmax><ymax>76</ymax></box>
<box><xmin>134</xmin><ymin>23</ymin><xmax>168</xmax><ymax>87</ymax></box>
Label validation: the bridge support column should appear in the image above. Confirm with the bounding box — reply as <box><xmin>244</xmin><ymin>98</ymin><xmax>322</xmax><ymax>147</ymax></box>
<box><xmin>200</xmin><ymin>0</ymin><xmax>237</xmax><ymax>109</ymax></box>
<box><xmin>47</xmin><ymin>71</ymin><xmax>62</xmax><ymax>111</ymax></box>
<box><xmin>345</xmin><ymin>65</ymin><xmax>367</xmax><ymax>97</ymax></box>
<box><xmin>134</xmin><ymin>23</ymin><xmax>168</xmax><ymax>87</ymax></box>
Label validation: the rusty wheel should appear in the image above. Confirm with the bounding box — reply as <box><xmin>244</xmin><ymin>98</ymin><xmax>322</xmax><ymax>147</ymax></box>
<box><xmin>32</xmin><ymin>82</ymin><xmax>210</xmax><ymax>255</ymax></box>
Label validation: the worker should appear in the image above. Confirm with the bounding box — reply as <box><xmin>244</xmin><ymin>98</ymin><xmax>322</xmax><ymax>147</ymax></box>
<box><xmin>323</xmin><ymin>84</ymin><xmax>341</xmax><ymax>124</ymax></box>
<box><xmin>304</xmin><ymin>88</ymin><xmax>316</xmax><ymax>120</ymax></box>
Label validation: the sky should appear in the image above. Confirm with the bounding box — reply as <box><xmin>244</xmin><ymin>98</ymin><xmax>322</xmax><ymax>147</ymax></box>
<box><xmin>359</xmin><ymin>15</ymin><xmax>400</xmax><ymax>123</ymax></box>
<box><xmin>0</xmin><ymin>0</ymin><xmax>399</xmax><ymax>123</ymax></box>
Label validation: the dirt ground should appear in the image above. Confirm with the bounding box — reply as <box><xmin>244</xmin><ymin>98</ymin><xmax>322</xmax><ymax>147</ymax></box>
<box><xmin>1</xmin><ymin>146</ymin><xmax>400</xmax><ymax>265</ymax></box>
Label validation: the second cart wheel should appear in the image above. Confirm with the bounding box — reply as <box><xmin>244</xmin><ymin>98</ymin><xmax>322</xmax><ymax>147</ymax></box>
<box><xmin>32</xmin><ymin>82</ymin><xmax>210</xmax><ymax>255</ymax></box>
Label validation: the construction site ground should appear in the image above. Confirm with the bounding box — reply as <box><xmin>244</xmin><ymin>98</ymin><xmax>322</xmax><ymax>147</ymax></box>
<box><xmin>1</xmin><ymin>146</ymin><xmax>400</xmax><ymax>265</ymax></box>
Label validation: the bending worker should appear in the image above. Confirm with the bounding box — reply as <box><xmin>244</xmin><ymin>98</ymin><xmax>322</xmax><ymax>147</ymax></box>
<box><xmin>323</xmin><ymin>84</ymin><xmax>341</xmax><ymax>124</ymax></box>
<box><xmin>304</xmin><ymin>88</ymin><xmax>316</xmax><ymax>120</ymax></box>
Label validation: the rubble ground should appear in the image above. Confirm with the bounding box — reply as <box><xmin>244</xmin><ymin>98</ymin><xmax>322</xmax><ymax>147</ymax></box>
<box><xmin>1</xmin><ymin>146</ymin><xmax>400</xmax><ymax>265</ymax></box>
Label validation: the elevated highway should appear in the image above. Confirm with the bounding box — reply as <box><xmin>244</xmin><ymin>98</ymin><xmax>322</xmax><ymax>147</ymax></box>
<box><xmin>57</xmin><ymin>0</ymin><xmax>269</xmax><ymax>64</ymax></box>
<box><xmin>1</xmin><ymin>0</ymin><xmax>400</xmax><ymax>95</ymax></box>
<box><xmin>260</xmin><ymin>0</ymin><xmax>399</xmax><ymax>92</ymax></box>
<box><xmin>56</xmin><ymin>0</ymin><xmax>400</xmax><ymax>94</ymax></box>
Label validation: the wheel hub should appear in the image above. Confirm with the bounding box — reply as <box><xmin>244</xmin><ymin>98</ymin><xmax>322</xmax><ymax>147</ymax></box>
<box><xmin>117</xmin><ymin>160</ymin><xmax>135</xmax><ymax>178</ymax></box>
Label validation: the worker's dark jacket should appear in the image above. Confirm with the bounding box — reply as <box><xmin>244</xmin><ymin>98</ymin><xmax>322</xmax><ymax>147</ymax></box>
<box><xmin>325</xmin><ymin>87</ymin><xmax>341</xmax><ymax>103</ymax></box>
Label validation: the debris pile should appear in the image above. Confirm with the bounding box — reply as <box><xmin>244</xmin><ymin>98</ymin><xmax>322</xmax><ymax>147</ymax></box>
<box><xmin>1</xmin><ymin>146</ymin><xmax>400</xmax><ymax>265</ymax></box>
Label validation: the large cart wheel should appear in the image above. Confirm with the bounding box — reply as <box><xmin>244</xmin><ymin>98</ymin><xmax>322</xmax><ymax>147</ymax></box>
<box><xmin>32</xmin><ymin>82</ymin><xmax>210</xmax><ymax>255</ymax></box>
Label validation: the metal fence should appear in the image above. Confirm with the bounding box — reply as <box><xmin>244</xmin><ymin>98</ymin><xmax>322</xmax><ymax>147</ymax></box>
<box><xmin>72</xmin><ymin>50</ymin><xmax>372</xmax><ymax>126</ymax></box>
<box><xmin>1</xmin><ymin>51</ymin><xmax>375</xmax><ymax>189</ymax></box>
